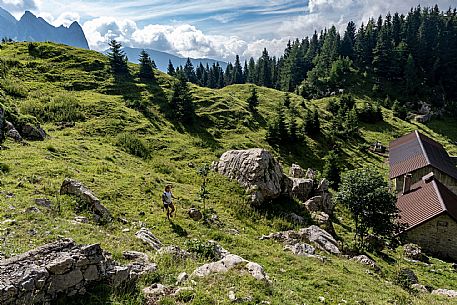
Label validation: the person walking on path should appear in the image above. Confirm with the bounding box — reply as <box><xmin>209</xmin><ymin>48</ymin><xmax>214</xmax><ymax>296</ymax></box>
<box><xmin>162</xmin><ymin>185</ymin><xmax>176</xmax><ymax>219</ymax></box>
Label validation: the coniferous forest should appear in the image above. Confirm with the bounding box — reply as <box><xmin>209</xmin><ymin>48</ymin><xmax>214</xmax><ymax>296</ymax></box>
<box><xmin>169</xmin><ymin>5</ymin><xmax>457</xmax><ymax>115</ymax></box>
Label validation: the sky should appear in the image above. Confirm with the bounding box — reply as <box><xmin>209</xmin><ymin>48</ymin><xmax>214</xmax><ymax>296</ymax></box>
<box><xmin>1</xmin><ymin>0</ymin><xmax>456</xmax><ymax>61</ymax></box>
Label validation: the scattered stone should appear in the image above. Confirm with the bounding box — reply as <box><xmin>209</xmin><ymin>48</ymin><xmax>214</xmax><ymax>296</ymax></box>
<box><xmin>208</xmin><ymin>240</ymin><xmax>230</xmax><ymax>259</ymax></box>
<box><xmin>143</xmin><ymin>283</ymin><xmax>167</xmax><ymax>297</ymax></box>
<box><xmin>122</xmin><ymin>251</ymin><xmax>149</xmax><ymax>263</ymax></box>
<box><xmin>34</xmin><ymin>198</ymin><xmax>51</xmax><ymax>209</ymax></box>
<box><xmin>285</xmin><ymin>177</ymin><xmax>314</xmax><ymax>202</ymax></box>
<box><xmin>411</xmin><ymin>284</ymin><xmax>428</xmax><ymax>293</ymax></box>
<box><xmin>284</xmin><ymin>243</ymin><xmax>315</xmax><ymax>256</ymax></box>
<box><xmin>21</xmin><ymin>123</ymin><xmax>46</xmax><ymax>141</ymax></box>
<box><xmin>191</xmin><ymin>253</ymin><xmax>270</xmax><ymax>283</ymax></box>
<box><xmin>316</xmin><ymin>179</ymin><xmax>329</xmax><ymax>193</ymax></box>
<box><xmin>176</xmin><ymin>272</ymin><xmax>189</xmax><ymax>285</ymax></box>
<box><xmin>285</xmin><ymin>213</ymin><xmax>306</xmax><ymax>225</ymax></box>
<box><xmin>261</xmin><ymin>225</ymin><xmax>340</xmax><ymax>255</ymax></box>
<box><xmin>305</xmin><ymin>168</ymin><xmax>316</xmax><ymax>180</ymax></box>
<box><xmin>212</xmin><ymin>148</ymin><xmax>284</xmax><ymax>204</ymax></box>
<box><xmin>135</xmin><ymin>228</ymin><xmax>162</xmax><ymax>250</ymax></box>
<box><xmin>228</xmin><ymin>290</ymin><xmax>237</xmax><ymax>301</ymax></box>
<box><xmin>157</xmin><ymin>245</ymin><xmax>191</xmax><ymax>260</ymax></box>
<box><xmin>122</xmin><ymin>228</ymin><xmax>130</xmax><ymax>232</ymax></box>
<box><xmin>304</xmin><ymin>194</ymin><xmax>334</xmax><ymax>215</ymax></box>
<box><xmin>403</xmin><ymin>244</ymin><xmax>426</xmax><ymax>261</ymax></box>
<box><xmin>25</xmin><ymin>206</ymin><xmax>40</xmax><ymax>213</ymax></box>
<box><xmin>60</xmin><ymin>178</ymin><xmax>112</xmax><ymax>221</ymax></box>
<box><xmin>226</xmin><ymin>229</ymin><xmax>240</xmax><ymax>235</ymax></box>
<box><xmin>74</xmin><ymin>216</ymin><xmax>89</xmax><ymax>224</ymax></box>
<box><xmin>188</xmin><ymin>208</ymin><xmax>203</xmax><ymax>221</ymax></box>
<box><xmin>118</xmin><ymin>217</ymin><xmax>128</xmax><ymax>224</ymax></box>
<box><xmin>351</xmin><ymin>255</ymin><xmax>380</xmax><ymax>272</ymax></box>
<box><xmin>289</xmin><ymin>164</ymin><xmax>305</xmax><ymax>178</ymax></box>
<box><xmin>432</xmin><ymin>289</ymin><xmax>457</xmax><ymax>297</ymax></box>
<box><xmin>172</xmin><ymin>287</ymin><xmax>194</xmax><ymax>297</ymax></box>
<box><xmin>188</xmin><ymin>162</ymin><xmax>195</xmax><ymax>168</ymax></box>
<box><xmin>319</xmin><ymin>296</ymin><xmax>326</xmax><ymax>303</ymax></box>
<box><xmin>5</xmin><ymin>122</ymin><xmax>22</xmax><ymax>142</ymax></box>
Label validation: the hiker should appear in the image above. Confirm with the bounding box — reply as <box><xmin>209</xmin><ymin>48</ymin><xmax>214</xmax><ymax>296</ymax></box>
<box><xmin>162</xmin><ymin>185</ymin><xmax>176</xmax><ymax>219</ymax></box>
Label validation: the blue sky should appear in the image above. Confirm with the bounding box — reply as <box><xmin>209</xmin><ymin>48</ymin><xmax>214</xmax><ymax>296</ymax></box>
<box><xmin>1</xmin><ymin>0</ymin><xmax>456</xmax><ymax>60</ymax></box>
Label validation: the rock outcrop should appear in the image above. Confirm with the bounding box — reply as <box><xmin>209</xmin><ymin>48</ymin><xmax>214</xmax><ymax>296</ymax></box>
<box><xmin>5</xmin><ymin>121</ymin><xmax>22</xmax><ymax>142</ymax></box>
<box><xmin>284</xmin><ymin>177</ymin><xmax>314</xmax><ymax>202</ymax></box>
<box><xmin>60</xmin><ymin>178</ymin><xmax>112</xmax><ymax>222</ymax></box>
<box><xmin>351</xmin><ymin>255</ymin><xmax>380</xmax><ymax>271</ymax></box>
<box><xmin>212</xmin><ymin>148</ymin><xmax>284</xmax><ymax>204</ymax></box>
<box><xmin>261</xmin><ymin>225</ymin><xmax>340</xmax><ymax>255</ymax></box>
<box><xmin>289</xmin><ymin>164</ymin><xmax>305</xmax><ymax>178</ymax></box>
<box><xmin>0</xmin><ymin>239</ymin><xmax>151</xmax><ymax>305</ymax></box>
<box><xmin>432</xmin><ymin>289</ymin><xmax>457</xmax><ymax>297</ymax></box>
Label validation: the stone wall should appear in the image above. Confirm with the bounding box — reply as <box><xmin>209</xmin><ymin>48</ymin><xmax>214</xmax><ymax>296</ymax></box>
<box><xmin>394</xmin><ymin>166</ymin><xmax>457</xmax><ymax>195</ymax></box>
<box><xmin>406</xmin><ymin>214</ymin><xmax>457</xmax><ymax>261</ymax></box>
<box><xmin>0</xmin><ymin>239</ymin><xmax>137</xmax><ymax>305</ymax></box>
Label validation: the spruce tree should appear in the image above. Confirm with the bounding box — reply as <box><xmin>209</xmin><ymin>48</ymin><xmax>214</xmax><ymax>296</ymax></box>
<box><xmin>138</xmin><ymin>50</ymin><xmax>155</xmax><ymax>79</ymax></box>
<box><xmin>170</xmin><ymin>72</ymin><xmax>195</xmax><ymax>124</ymax></box>
<box><xmin>247</xmin><ymin>87</ymin><xmax>259</xmax><ymax>112</ymax></box>
<box><xmin>183</xmin><ymin>58</ymin><xmax>197</xmax><ymax>83</ymax></box>
<box><xmin>167</xmin><ymin>60</ymin><xmax>175</xmax><ymax>76</ymax></box>
<box><xmin>404</xmin><ymin>54</ymin><xmax>418</xmax><ymax>94</ymax></box>
<box><xmin>322</xmin><ymin>150</ymin><xmax>340</xmax><ymax>189</ymax></box>
<box><xmin>107</xmin><ymin>40</ymin><xmax>128</xmax><ymax>74</ymax></box>
<box><xmin>232</xmin><ymin>55</ymin><xmax>244</xmax><ymax>84</ymax></box>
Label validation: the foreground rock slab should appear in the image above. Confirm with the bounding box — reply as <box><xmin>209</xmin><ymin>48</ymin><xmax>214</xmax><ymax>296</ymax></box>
<box><xmin>0</xmin><ymin>239</ymin><xmax>143</xmax><ymax>305</ymax></box>
<box><xmin>135</xmin><ymin>228</ymin><xmax>162</xmax><ymax>250</ymax></box>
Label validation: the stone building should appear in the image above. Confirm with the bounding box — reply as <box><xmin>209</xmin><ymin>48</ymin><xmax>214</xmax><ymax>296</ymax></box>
<box><xmin>390</xmin><ymin>131</ymin><xmax>457</xmax><ymax>260</ymax></box>
<box><xmin>389</xmin><ymin>130</ymin><xmax>457</xmax><ymax>194</ymax></box>
<box><xmin>396</xmin><ymin>173</ymin><xmax>457</xmax><ymax>260</ymax></box>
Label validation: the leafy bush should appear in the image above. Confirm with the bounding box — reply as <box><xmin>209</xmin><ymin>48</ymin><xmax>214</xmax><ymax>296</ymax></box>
<box><xmin>0</xmin><ymin>163</ymin><xmax>10</xmax><ymax>173</ymax></box>
<box><xmin>185</xmin><ymin>239</ymin><xmax>218</xmax><ymax>260</ymax></box>
<box><xmin>358</xmin><ymin>102</ymin><xmax>383</xmax><ymax>123</ymax></box>
<box><xmin>0</xmin><ymin>78</ymin><xmax>28</xmax><ymax>98</ymax></box>
<box><xmin>21</xmin><ymin>94</ymin><xmax>85</xmax><ymax>123</ymax></box>
<box><xmin>116</xmin><ymin>133</ymin><xmax>151</xmax><ymax>159</ymax></box>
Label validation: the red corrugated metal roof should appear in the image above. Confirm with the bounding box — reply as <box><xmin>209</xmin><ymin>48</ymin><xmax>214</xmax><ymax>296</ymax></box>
<box><xmin>389</xmin><ymin>131</ymin><xmax>457</xmax><ymax>180</ymax></box>
<box><xmin>397</xmin><ymin>174</ymin><xmax>457</xmax><ymax>230</ymax></box>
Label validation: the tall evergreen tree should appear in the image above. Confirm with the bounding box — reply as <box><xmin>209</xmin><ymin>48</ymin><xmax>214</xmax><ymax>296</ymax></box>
<box><xmin>167</xmin><ymin>60</ymin><xmax>175</xmax><ymax>76</ymax></box>
<box><xmin>170</xmin><ymin>72</ymin><xmax>195</xmax><ymax>124</ymax></box>
<box><xmin>341</xmin><ymin>21</ymin><xmax>357</xmax><ymax>59</ymax></box>
<box><xmin>404</xmin><ymin>53</ymin><xmax>418</xmax><ymax>94</ymax></box>
<box><xmin>107</xmin><ymin>40</ymin><xmax>128</xmax><ymax>74</ymax></box>
<box><xmin>183</xmin><ymin>58</ymin><xmax>197</xmax><ymax>83</ymax></box>
<box><xmin>246</xmin><ymin>87</ymin><xmax>259</xmax><ymax>112</ymax></box>
<box><xmin>232</xmin><ymin>55</ymin><xmax>244</xmax><ymax>84</ymax></box>
<box><xmin>138</xmin><ymin>50</ymin><xmax>155</xmax><ymax>79</ymax></box>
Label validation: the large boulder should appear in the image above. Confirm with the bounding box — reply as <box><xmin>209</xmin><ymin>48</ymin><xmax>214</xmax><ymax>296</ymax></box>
<box><xmin>304</xmin><ymin>193</ymin><xmax>334</xmax><ymax>215</ymax></box>
<box><xmin>0</xmin><ymin>239</ymin><xmax>140</xmax><ymax>305</ymax></box>
<box><xmin>60</xmin><ymin>178</ymin><xmax>112</xmax><ymax>221</ymax></box>
<box><xmin>135</xmin><ymin>228</ymin><xmax>162</xmax><ymax>251</ymax></box>
<box><xmin>213</xmin><ymin>149</ymin><xmax>285</xmax><ymax>204</ymax></box>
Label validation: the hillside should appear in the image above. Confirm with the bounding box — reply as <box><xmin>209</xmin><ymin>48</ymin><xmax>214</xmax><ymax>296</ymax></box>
<box><xmin>1</xmin><ymin>42</ymin><xmax>457</xmax><ymax>304</ymax></box>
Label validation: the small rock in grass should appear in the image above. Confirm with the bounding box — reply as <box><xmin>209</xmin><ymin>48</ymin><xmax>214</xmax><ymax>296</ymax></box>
<box><xmin>228</xmin><ymin>290</ymin><xmax>236</xmax><ymax>301</ymax></box>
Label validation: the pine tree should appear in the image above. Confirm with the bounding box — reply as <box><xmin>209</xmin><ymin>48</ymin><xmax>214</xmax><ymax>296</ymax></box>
<box><xmin>107</xmin><ymin>40</ymin><xmax>128</xmax><ymax>74</ymax></box>
<box><xmin>167</xmin><ymin>60</ymin><xmax>175</xmax><ymax>76</ymax></box>
<box><xmin>138</xmin><ymin>50</ymin><xmax>155</xmax><ymax>79</ymax></box>
<box><xmin>246</xmin><ymin>87</ymin><xmax>259</xmax><ymax>112</ymax></box>
<box><xmin>404</xmin><ymin>53</ymin><xmax>418</xmax><ymax>94</ymax></box>
<box><xmin>247</xmin><ymin>57</ymin><xmax>256</xmax><ymax>83</ymax></box>
<box><xmin>322</xmin><ymin>150</ymin><xmax>340</xmax><ymax>189</ymax></box>
<box><xmin>341</xmin><ymin>21</ymin><xmax>356</xmax><ymax>59</ymax></box>
<box><xmin>232</xmin><ymin>55</ymin><xmax>244</xmax><ymax>84</ymax></box>
<box><xmin>183</xmin><ymin>58</ymin><xmax>197</xmax><ymax>83</ymax></box>
<box><xmin>257</xmin><ymin>48</ymin><xmax>272</xmax><ymax>87</ymax></box>
<box><xmin>170</xmin><ymin>72</ymin><xmax>195</xmax><ymax>124</ymax></box>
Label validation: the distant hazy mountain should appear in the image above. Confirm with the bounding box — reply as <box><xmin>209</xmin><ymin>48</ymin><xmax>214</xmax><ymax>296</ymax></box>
<box><xmin>0</xmin><ymin>7</ymin><xmax>89</xmax><ymax>49</ymax></box>
<box><xmin>120</xmin><ymin>47</ymin><xmax>228</xmax><ymax>72</ymax></box>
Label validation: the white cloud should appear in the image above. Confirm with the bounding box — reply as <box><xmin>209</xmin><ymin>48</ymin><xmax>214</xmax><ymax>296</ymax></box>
<box><xmin>0</xmin><ymin>0</ymin><xmax>37</xmax><ymax>12</ymax></box>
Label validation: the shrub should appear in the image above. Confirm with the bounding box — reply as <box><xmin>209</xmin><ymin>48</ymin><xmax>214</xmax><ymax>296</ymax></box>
<box><xmin>0</xmin><ymin>163</ymin><xmax>10</xmax><ymax>173</ymax></box>
<box><xmin>21</xmin><ymin>94</ymin><xmax>85</xmax><ymax>123</ymax></box>
<box><xmin>0</xmin><ymin>78</ymin><xmax>28</xmax><ymax>98</ymax></box>
<box><xmin>185</xmin><ymin>239</ymin><xmax>218</xmax><ymax>260</ymax></box>
<box><xmin>116</xmin><ymin>133</ymin><xmax>151</xmax><ymax>159</ymax></box>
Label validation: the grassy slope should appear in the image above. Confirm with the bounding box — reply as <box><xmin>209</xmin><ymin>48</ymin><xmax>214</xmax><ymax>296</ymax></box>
<box><xmin>1</xmin><ymin>42</ymin><xmax>457</xmax><ymax>304</ymax></box>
